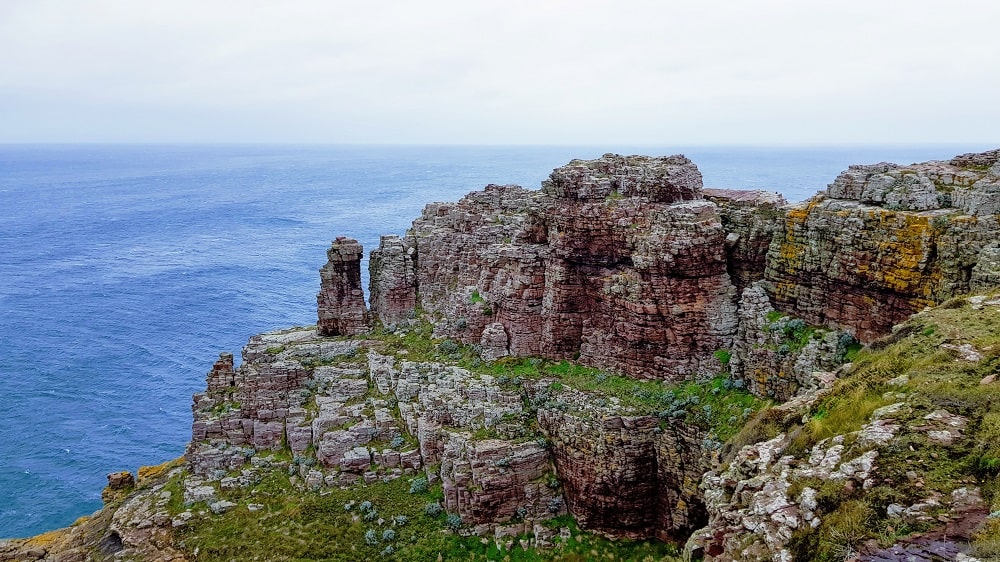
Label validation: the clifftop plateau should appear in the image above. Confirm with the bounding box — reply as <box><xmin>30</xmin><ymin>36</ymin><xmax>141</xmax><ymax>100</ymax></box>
<box><xmin>4</xmin><ymin>149</ymin><xmax>1000</xmax><ymax>562</ymax></box>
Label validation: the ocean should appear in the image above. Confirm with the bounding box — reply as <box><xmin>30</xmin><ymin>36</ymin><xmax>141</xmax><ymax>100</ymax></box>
<box><xmin>0</xmin><ymin>143</ymin><xmax>987</xmax><ymax>538</ymax></box>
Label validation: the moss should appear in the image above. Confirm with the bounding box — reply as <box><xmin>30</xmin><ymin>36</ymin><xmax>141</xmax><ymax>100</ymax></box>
<box><xmin>714</xmin><ymin>349</ymin><xmax>732</xmax><ymax>368</ymax></box>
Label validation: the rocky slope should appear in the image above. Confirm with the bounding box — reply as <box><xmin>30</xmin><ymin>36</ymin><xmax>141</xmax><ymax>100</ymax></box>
<box><xmin>5</xmin><ymin>148</ymin><xmax>1000</xmax><ymax>562</ymax></box>
<box><xmin>688</xmin><ymin>290</ymin><xmax>1000</xmax><ymax>562</ymax></box>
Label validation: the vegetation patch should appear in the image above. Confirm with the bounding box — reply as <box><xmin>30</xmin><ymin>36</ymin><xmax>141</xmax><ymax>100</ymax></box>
<box><xmin>172</xmin><ymin>473</ymin><xmax>679</xmax><ymax>561</ymax></box>
<box><xmin>760</xmin><ymin>293</ymin><xmax>1000</xmax><ymax>560</ymax></box>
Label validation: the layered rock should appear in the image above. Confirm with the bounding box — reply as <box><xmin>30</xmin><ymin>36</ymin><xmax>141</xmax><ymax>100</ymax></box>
<box><xmin>369</xmin><ymin>351</ymin><xmax>562</xmax><ymax>525</ymax></box>
<box><xmin>317</xmin><ymin>237</ymin><xmax>369</xmax><ymax>336</ymax></box>
<box><xmin>766</xmin><ymin>152</ymin><xmax>1000</xmax><ymax>341</ymax></box>
<box><xmin>729</xmin><ymin>283</ymin><xmax>847</xmax><ymax>401</ymax></box>
<box><xmin>368</xmin><ymin>234</ymin><xmax>417</xmax><ymax>327</ymax></box>
<box><xmin>371</xmin><ymin>154</ymin><xmax>740</xmax><ymax>380</ymax></box>
<box><xmin>704</xmin><ymin>189</ymin><xmax>787</xmax><ymax>296</ymax></box>
<box><xmin>537</xmin><ymin>391</ymin><xmax>710</xmax><ymax>541</ymax></box>
<box><xmin>187</xmin><ymin>329</ymin><xmax>566</xmax><ymax>529</ymax></box>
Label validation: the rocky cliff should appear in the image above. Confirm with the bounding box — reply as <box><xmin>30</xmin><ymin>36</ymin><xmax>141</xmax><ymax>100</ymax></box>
<box><xmin>766</xmin><ymin>150</ymin><xmax>1000</xmax><ymax>342</ymax></box>
<box><xmin>367</xmin><ymin>155</ymin><xmax>739</xmax><ymax>381</ymax></box>
<box><xmin>6</xmin><ymin>148</ymin><xmax>1000</xmax><ymax>562</ymax></box>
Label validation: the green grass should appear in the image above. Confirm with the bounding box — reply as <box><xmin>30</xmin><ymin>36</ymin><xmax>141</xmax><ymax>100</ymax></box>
<box><xmin>172</xmin><ymin>474</ymin><xmax>679</xmax><ymax>561</ymax></box>
<box><xmin>368</xmin><ymin>321</ymin><xmax>766</xmax><ymax>443</ymax></box>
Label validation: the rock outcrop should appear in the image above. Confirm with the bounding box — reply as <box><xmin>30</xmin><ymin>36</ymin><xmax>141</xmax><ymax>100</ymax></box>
<box><xmin>368</xmin><ymin>234</ymin><xmax>418</xmax><ymax>327</ymax></box>
<box><xmin>11</xmin><ymin>148</ymin><xmax>1000</xmax><ymax>562</ymax></box>
<box><xmin>766</xmin><ymin>151</ymin><xmax>1000</xmax><ymax>342</ymax></box>
<box><xmin>704</xmin><ymin>189</ymin><xmax>787</xmax><ymax>297</ymax></box>
<box><xmin>184</xmin><ymin>324</ymin><xmax>716</xmax><ymax>539</ymax></box>
<box><xmin>317</xmin><ymin>237</ymin><xmax>369</xmax><ymax>336</ymax></box>
<box><xmin>728</xmin><ymin>283</ymin><xmax>847</xmax><ymax>401</ymax></box>
<box><xmin>538</xmin><ymin>396</ymin><xmax>710</xmax><ymax>541</ymax></box>
<box><xmin>370</xmin><ymin>154</ymin><xmax>739</xmax><ymax>381</ymax></box>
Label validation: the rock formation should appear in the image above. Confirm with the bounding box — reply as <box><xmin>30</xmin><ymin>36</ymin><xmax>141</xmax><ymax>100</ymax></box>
<box><xmin>369</xmin><ymin>154</ymin><xmax>740</xmax><ymax>381</ymax></box>
<box><xmin>184</xmin><ymin>325</ymin><xmax>717</xmax><ymax>540</ymax></box>
<box><xmin>704</xmin><ymin>189</ymin><xmax>787</xmax><ymax>296</ymax></box>
<box><xmin>368</xmin><ymin>234</ymin><xmax>417</xmax><ymax>327</ymax></box>
<box><xmin>538</xmin><ymin>400</ymin><xmax>710</xmax><ymax>541</ymax></box>
<box><xmin>766</xmin><ymin>150</ymin><xmax>1000</xmax><ymax>341</ymax></box>
<box><xmin>316</xmin><ymin>237</ymin><xmax>369</xmax><ymax>336</ymax></box>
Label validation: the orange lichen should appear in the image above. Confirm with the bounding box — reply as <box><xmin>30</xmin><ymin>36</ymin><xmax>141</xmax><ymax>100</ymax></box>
<box><xmin>775</xmin><ymin>200</ymin><xmax>820</xmax><ymax>274</ymax></box>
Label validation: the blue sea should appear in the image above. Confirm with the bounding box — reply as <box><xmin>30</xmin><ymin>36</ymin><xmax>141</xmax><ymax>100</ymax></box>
<box><xmin>0</xmin><ymin>143</ymin><xmax>988</xmax><ymax>538</ymax></box>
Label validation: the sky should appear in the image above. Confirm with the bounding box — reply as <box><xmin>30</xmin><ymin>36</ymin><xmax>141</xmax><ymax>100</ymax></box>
<box><xmin>1</xmin><ymin>0</ymin><xmax>998</xmax><ymax>145</ymax></box>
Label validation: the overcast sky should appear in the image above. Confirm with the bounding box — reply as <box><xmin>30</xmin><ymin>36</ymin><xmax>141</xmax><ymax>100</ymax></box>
<box><xmin>1</xmin><ymin>0</ymin><xmax>998</xmax><ymax>145</ymax></box>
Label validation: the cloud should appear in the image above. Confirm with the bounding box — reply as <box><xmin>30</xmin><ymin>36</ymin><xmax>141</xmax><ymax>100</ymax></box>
<box><xmin>1</xmin><ymin>0</ymin><xmax>998</xmax><ymax>143</ymax></box>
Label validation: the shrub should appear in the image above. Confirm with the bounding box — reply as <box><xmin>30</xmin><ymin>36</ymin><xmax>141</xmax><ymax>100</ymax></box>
<box><xmin>714</xmin><ymin>349</ymin><xmax>732</xmax><ymax>367</ymax></box>
<box><xmin>445</xmin><ymin>513</ymin><xmax>463</xmax><ymax>530</ymax></box>
<box><xmin>390</xmin><ymin>436</ymin><xmax>405</xmax><ymax>449</ymax></box>
<box><xmin>364</xmin><ymin>528</ymin><xmax>379</xmax><ymax>546</ymax></box>
<box><xmin>548</xmin><ymin>497</ymin><xmax>564</xmax><ymax>513</ymax></box>
<box><xmin>382</xmin><ymin>529</ymin><xmax>396</xmax><ymax>541</ymax></box>
<box><xmin>409</xmin><ymin>477</ymin><xmax>428</xmax><ymax>494</ymax></box>
<box><xmin>424</xmin><ymin>502</ymin><xmax>442</xmax><ymax>516</ymax></box>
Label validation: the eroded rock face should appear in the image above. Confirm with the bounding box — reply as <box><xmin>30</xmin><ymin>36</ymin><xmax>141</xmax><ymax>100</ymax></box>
<box><xmin>541</xmin><ymin>154</ymin><xmax>703</xmax><ymax>202</ymax></box>
<box><xmin>370</xmin><ymin>155</ymin><xmax>739</xmax><ymax>381</ymax></box>
<box><xmin>537</xmin><ymin>393</ymin><xmax>710</xmax><ymax>541</ymax></box>
<box><xmin>369</xmin><ymin>351</ymin><xmax>562</xmax><ymax>525</ymax></box>
<box><xmin>765</xmin><ymin>152</ymin><xmax>1000</xmax><ymax>342</ymax></box>
<box><xmin>317</xmin><ymin>237</ymin><xmax>369</xmax><ymax>336</ymax></box>
<box><xmin>704</xmin><ymin>189</ymin><xmax>787</xmax><ymax>297</ymax></box>
<box><xmin>729</xmin><ymin>284</ymin><xmax>847</xmax><ymax>401</ymax></box>
<box><xmin>368</xmin><ymin>234</ymin><xmax>417</xmax><ymax>327</ymax></box>
<box><xmin>187</xmin><ymin>330</ymin><xmax>567</xmax><ymax>528</ymax></box>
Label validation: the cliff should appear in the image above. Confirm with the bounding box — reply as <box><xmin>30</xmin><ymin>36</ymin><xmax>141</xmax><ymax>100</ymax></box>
<box><xmin>367</xmin><ymin>155</ymin><xmax>739</xmax><ymax>381</ymax></box>
<box><xmin>5</xmin><ymin>149</ymin><xmax>1000</xmax><ymax>562</ymax></box>
<box><xmin>766</xmin><ymin>150</ymin><xmax>1000</xmax><ymax>342</ymax></box>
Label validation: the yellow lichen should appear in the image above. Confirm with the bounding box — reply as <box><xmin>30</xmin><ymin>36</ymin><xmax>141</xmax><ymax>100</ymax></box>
<box><xmin>137</xmin><ymin>457</ymin><xmax>183</xmax><ymax>485</ymax></box>
<box><xmin>776</xmin><ymin>200</ymin><xmax>819</xmax><ymax>274</ymax></box>
<box><xmin>24</xmin><ymin>529</ymin><xmax>66</xmax><ymax>548</ymax></box>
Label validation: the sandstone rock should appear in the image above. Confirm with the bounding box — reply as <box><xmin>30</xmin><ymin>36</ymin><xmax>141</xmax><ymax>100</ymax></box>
<box><xmin>317</xmin><ymin>237</ymin><xmax>369</xmax><ymax>336</ymax></box>
<box><xmin>941</xmin><ymin>343</ymin><xmax>984</xmax><ymax>362</ymax></box>
<box><xmin>540</xmin><ymin>154</ymin><xmax>703</xmax><ymax>202</ymax></box>
<box><xmin>102</xmin><ymin>471</ymin><xmax>136</xmax><ymax>503</ymax></box>
<box><xmin>919</xmin><ymin>409</ymin><xmax>968</xmax><ymax>446</ymax></box>
<box><xmin>205</xmin><ymin>352</ymin><xmax>234</xmax><ymax>391</ymax></box>
<box><xmin>767</xmin><ymin>150</ymin><xmax>1000</xmax><ymax>342</ymax></box>
<box><xmin>538</xmin><ymin>385</ymin><xmax>710</xmax><ymax>541</ymax></box>
<box><xmin>368</xmin><ymin>234</ymin><xmax>417</xmax><ymax>327</ymax></box>
<box><xmin>106</xmin><ymin>471</ymin><xmax>135</xmax><ymax>491</ymax></box>
<box><xmin>971</xmin><ymin>243</ymin><xmax>1000</xmax><ymax>292</ymax></box>
<box><xmin>479</xmin><ymin>322</ymin><xmax>510</xmax><ymax>361</ymax></box>
<box><xmin>208</xmin><ymin>500</ymin><xmax>236</xmax><ymax>514</ymax></box>
<box><xmin>704</xmin><ymin>189</ymin><xmax>787</xmax><ymax>296</ymax></box>
<box><xmin>730</xmin><ymin>284</ymin><xmax>846</xmax><ymax>400</ymax></box>
<box><xmin>369</xmin><ymin>158</ymin><xmax>741</xmax><ymax>381</ymax></box>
